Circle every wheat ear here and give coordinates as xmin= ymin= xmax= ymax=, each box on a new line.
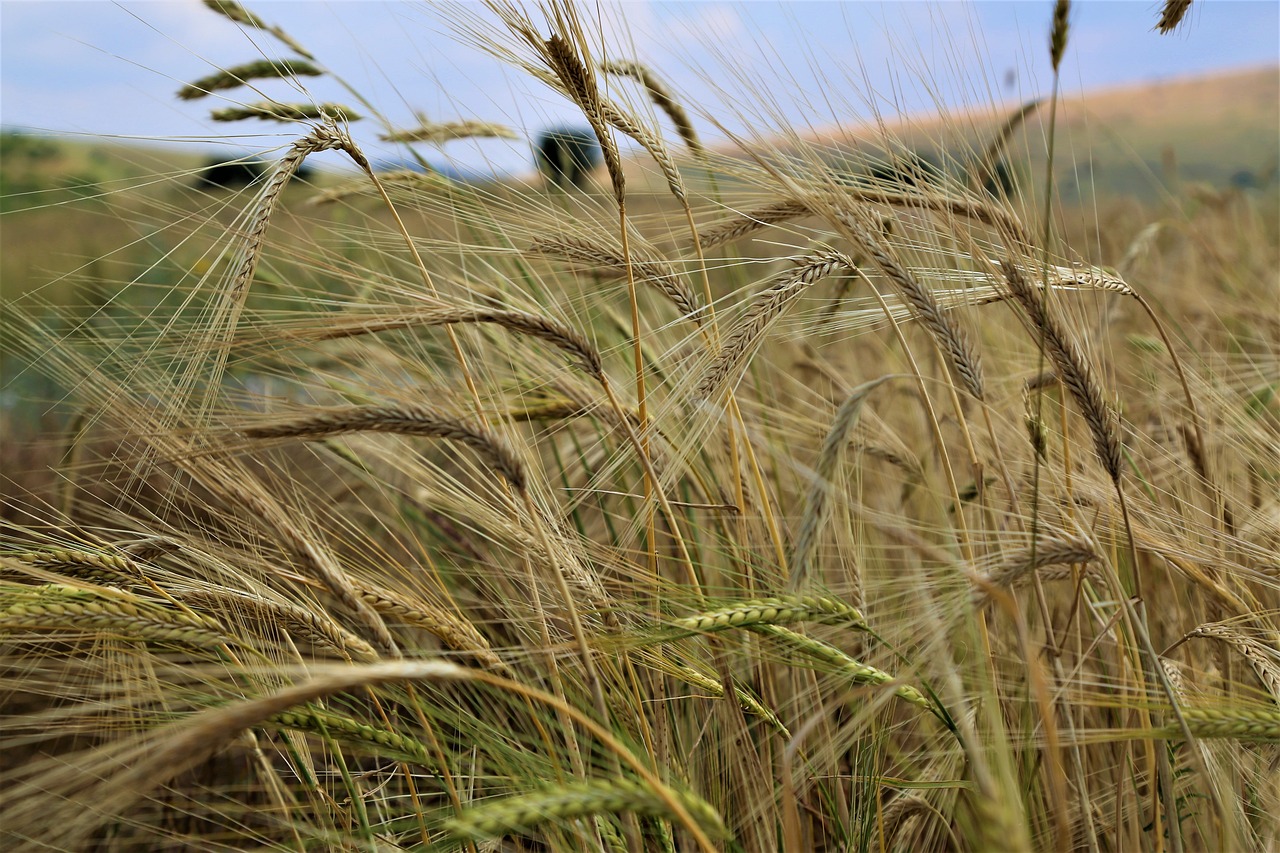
xmin=601 ymin=59 xmax=701 ymax=154
xmin=788 ymin=376 xmax=894 ymax=596
xmin=530 ymin=235 xmax=703 ymax=324
xmin=832 ymin=204 xmax=986 ymax=401
xmin=1156 ymin=0 xmax=1193 ymax=33
xmin=175 ymin=589 xmax=379 ymax=662
xmin=694 ymin=250 xmax=857 ymax=401
xmin=444 ymin=778 xmax=727 ymax=844
xmin=668 ymin=595 xmax=866 ymax=635
xmin=267 ymin=706 xmax=432 ymax=764
xmin=177 ymin=59 xmax=322 ymax=100
xmin=242 ymin=403 xmax=527 ymax=491
xmin=1184 ymin=623 xmax=1280 ymax=703
xmin=753 ymin=624 xmax=939 ymax=717
xmin=352 ymin=580 xmax=503 ymax=669
xmin=380 ymin=119 xmax=517 ymax=145
xmin=1002 ymin=260 xmax=1123 ymax=483
xmin=210 ymin=102 xmax=360 ymax=122
xmin=0 ymin=583 xmax=227 ymax=649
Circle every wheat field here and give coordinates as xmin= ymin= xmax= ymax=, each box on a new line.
xmin=1 ymin=1 xmax=1277 ymax=850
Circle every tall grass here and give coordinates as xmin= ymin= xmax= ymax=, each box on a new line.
xmin=2 ymin=2 xmax=1277 ymax=851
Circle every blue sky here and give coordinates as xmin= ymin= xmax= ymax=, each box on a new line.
xmin=2 ymin=1 xmax=1277 ymax=175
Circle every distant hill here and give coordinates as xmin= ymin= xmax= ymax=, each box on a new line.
xmin=624 ymin=65 xmax=1279 ymax=203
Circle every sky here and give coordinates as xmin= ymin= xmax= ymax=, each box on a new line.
xmin=2 ymin=1 xmax=1277 ymax=176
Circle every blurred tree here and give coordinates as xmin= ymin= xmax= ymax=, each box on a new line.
xmin=535 ymin=127 xmax=601 ymax=191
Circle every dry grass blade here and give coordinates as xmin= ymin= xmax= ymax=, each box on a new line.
xmin=241 ymin=403 xmax=528 ymax=491
xmin=0 ymin=661 xmax=473 ymax=848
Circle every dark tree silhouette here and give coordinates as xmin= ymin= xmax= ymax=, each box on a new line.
xmin=535 ymin=128 xmax=602 ymax=190
xmin=195 ymin=157 xmax=314 ymax=190
xmin=196 ymin=158 xmax=264 ymax=189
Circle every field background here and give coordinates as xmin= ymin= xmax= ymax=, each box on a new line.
xmin=1 ymin=6 xmax=1278 ymax=849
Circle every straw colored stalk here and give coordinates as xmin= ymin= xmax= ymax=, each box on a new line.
xmin=210 ymin=102 xmax=360 ymax=123
xmin=380 ymin=120 xmax=518 ymax=145
xmin=443 ymin=778 xmax=727 ymax=844
xmin=788 ymin=376 xmax=894 ymax=597
xmin=178 ymin=59 xmax=322 ymax=100
xmin=694 ymin=250 xmax=856 ymax=401
xmin=175 ymin=589 xmax=380 ymax=663
xmin=831 ymin=204 xmax=986 ymax=401
xmin=1002 ymin=260 xmax=1123 ymax=483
